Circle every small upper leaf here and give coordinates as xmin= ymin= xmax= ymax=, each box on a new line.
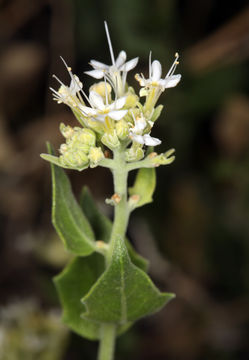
xmin=81 ymin=236 xmax=174 ymax=324
xmin=47 ymin=143 xmax=95 ymax=256
xmin=80 ymin=186 xmax=148 ymax=271
xmin=129 ymin=167 xmax=156 ymax=209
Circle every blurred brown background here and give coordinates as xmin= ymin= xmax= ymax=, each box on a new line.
xmin=1 ymin=0 xmax=249 ymax=359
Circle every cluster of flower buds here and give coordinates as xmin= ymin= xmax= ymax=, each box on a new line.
xmin=41 ymin=21 xmax=181 ymax=170
xmin=57 ymin=123 xmax=104 ymax=170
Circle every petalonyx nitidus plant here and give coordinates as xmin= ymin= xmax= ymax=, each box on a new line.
xmin=41 ymin=22 xmax=181 ymax=360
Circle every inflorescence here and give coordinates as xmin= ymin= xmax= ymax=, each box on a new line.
xmin=41 ymin=21 xmax=181 ymax=171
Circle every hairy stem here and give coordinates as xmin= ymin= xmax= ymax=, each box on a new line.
xmin=97 ymin=146 xmax=130 ymax=360
xmin=98 ymin=323 xmax=116 ymax=360
xmin=106 ymin=147 xmax=129 ymax=265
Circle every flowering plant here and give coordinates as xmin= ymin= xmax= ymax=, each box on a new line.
xmin=41 ymin=21 xmax=181 ymax=360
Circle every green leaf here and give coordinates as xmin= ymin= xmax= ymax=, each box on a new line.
xmin=54 ymin=254 xmax=132 ymax=340
xmin=125 ymin=240 xmax=149 ymax=273
xmin=41 ymin=153 xmax=63 ymax=167
xmin=81 ymin=236 xmax=174 ymax=324
xmin=80 ymin=187 xmax=112 ymax=244
xmin=80 ymin=186 xmax=148 ymax=271
xmin=47 ymin=143 xmax=95 ymax=256
xmin=129 ymin=167 xmax=156 ymax=209
xmin=41 ymin=153 xmax=89 ymax=171
xmin=54 ymin=254 xmax=104 ymax=340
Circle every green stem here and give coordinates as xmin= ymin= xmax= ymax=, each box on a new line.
xmin=106 ymin=147 xmax=130 ymax=265
xmin=98 ymin=323 xmax=116 ymax=360
xmin=97 ymin=147 xmax=130 ymax=360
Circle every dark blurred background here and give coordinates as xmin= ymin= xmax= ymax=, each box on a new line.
xmin=1 ymin=0 xmax=249 ymax=359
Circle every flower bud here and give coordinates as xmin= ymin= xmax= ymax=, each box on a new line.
xmin=77 ymin=128 xmax=96 ymax=147
xmin=125 ymin=90 xmax=138 ymax=108
xmin=101 ymin=131 xmax=120 ymax=150
xmin=59 ymin=143 xmax=68 ymax=154
xmin=60 ymin=123 xmax=75 ymax=139
xmin=60 ymin=149 xmax=89 ymax=169
xmin=90 ymin=82 xmax=112 ymax=99
xmin=149 ymin=148 xmax=175 ymax=167
xmin=150 ymin=105 xmax=163 ymax=122
xmin=116 ymin=119 xmax=129 ymax=140
xmin=125 ymin=145 xmax=144 ymax=162
xmin=88 ymin=147 xmax=104 ymax=167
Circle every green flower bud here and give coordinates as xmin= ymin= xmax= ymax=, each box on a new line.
xmin=150 ymin=105 xmax=163 ymax=122
xmin=90 ymin=82 xmax=112 ymax=100
xmin=125 ymin=92 xmax=138 ymax=108
xmin=116 ymin=119 xmax=129 ymax=140
xmin=59 ymin=143 xmax=68 ymax=154
xmin=125 ymin=145 xmax=144 ymax=162
xmin=60 ymin=123 xmax=75 ymax=138
xmin=76 ymin=143 xmax=90 ymax=154
xmin=148 ymin=148 xmax=175 ymax=167
xmin=60 ymin=149 xmax=89 ymax=169
xmin=101 ymin=131 xmax=120 ymax=150
xmin=78 ymin=128 xmax=96 ymax=147
xmin=88 ymin=147 xmax=104 ymax=168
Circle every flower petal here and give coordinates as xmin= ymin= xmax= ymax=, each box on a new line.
xmin=69 ymin=75 xmax=82 ymax=94
xmin=79 ymin=105 xmax=97 ymax=116
xmin=89 ymin=91 xmax=105 ymax=110
xmin=115 ymin=51 xmax=127 ymax=68
xmin=151 ymin=60 xmax=162 ymax=81
xmin=90 ymin=60 xmax=109 ymax=70
xmin=85 ymin=69 xmax=105 ymax=79
xmin=130 ymin=134 xmax=145 ymax=144
xmin=143 ymin=134 xmax=161 ymax=146
xmin=95 ymin=114 xmax=106 ymax=122
xmin=120 ymin=57 xmax=139 ymax=72
xmin=108 ymin=110 xmax=128 ymax=121
xmin=112 ymin=96 xmax=127 ymax=110
xmin=164 ymin=74 xmax=181 ymax=88
xmin=133 ymin=118 xmax=147 ymax=132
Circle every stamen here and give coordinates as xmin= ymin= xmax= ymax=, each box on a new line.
xmin=166 ymin=52 xmax=180 ymax=78
xmin=60 ymin=57 xmax=74 ymax=81
xmin=104 ymin=21 xmax=115 ymax=66
xmin=49 ymin=86 xmax=59 ymax=95
xmin=79 ymin=87 xmax=91 ymax=106
xmin=149 ymin=51 xmax=152 ymax=78
xmin=104 ymin=76 xmax=109 ymax=105
xmin=52 ymin=74 xmax=65 ymax=87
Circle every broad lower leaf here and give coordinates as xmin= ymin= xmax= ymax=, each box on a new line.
xmin=80 ymin=186 xmax=148 ymax=271
xmin=81 ymin=236 xmax=174 ymax=324
xmin=54 ymin=254 xmax=132 ymax=340
xmin=129 ymin=167 xmax=156 ymax=209
xmin=54 ymin=254 xmax=104 ymax=340
xmin=47 ymin=143 xmax=95 ymax=256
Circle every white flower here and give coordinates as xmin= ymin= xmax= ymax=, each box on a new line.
xmin=129 ymin=113 xmax=161 ymax=146
xmin=136 ymin=52 xmax=181 ymax=90
xmin=85 ymin=22 xmax=138 ymax=96
xmin=79 ymin=91 xmax=127 ymax=122
xmin=85 ymin=51 xmax=138 ymax=80
xmin=50 ymin=57 xmax=83 ymax=107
